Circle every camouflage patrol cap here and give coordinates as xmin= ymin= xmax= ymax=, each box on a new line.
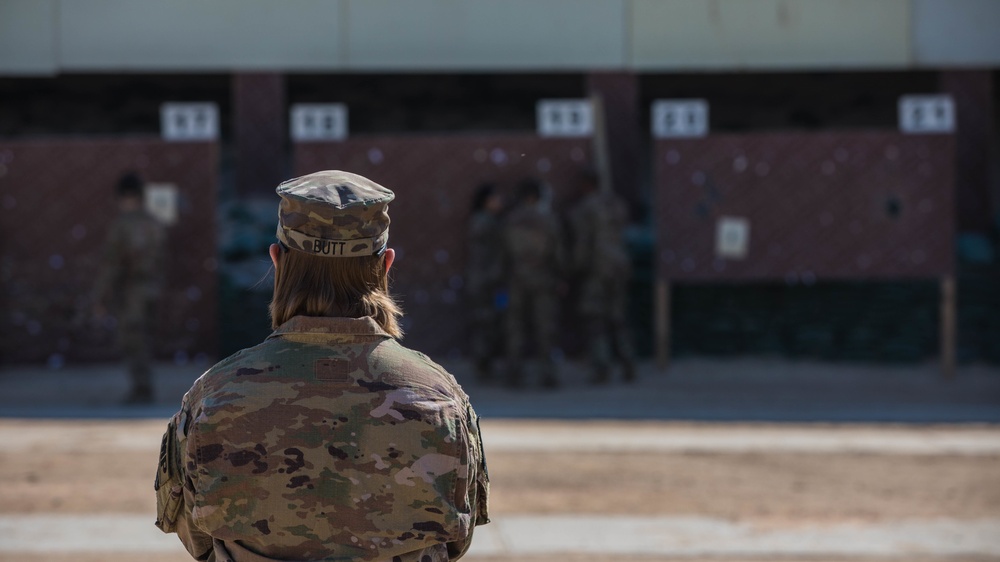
xmin=276 ymin=170 xmax=394 ymax=258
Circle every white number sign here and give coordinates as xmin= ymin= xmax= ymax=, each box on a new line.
xmin=899 ymin=95 xmax=955 ymax=134
xmin=160 ymin=103 xmax=218 ymax=141
xmin=291 ymin=104 xmax=348 ymax=141
xmin=652 ymin=99 xmax=709 ymax=139
xmin=537 ymin=99 xmax=593 ymax=137
xmin=716 ymin=216 xmax=750 ymax=260
xmin=145 ymin=183 xmax=178 ymax=225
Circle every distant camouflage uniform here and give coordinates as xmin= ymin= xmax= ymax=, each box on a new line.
xmin=466 ymin=209 xmax=503 ymax=379
xmin=93 ymin=206 xmax=166 ymax=401
xmin=156 ymin=171 xmax=490 ymax=562
xmin=569 ymin=189 xmax=635 ymax=383
xmin=502 ymin=200 xmax=564 ymax=388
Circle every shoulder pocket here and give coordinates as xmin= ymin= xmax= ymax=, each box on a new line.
xmin=154 ymin=418 xmax=184 ymax=533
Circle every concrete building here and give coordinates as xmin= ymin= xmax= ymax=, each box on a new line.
xmin=1 ymin=0 xmax=998 ymax=364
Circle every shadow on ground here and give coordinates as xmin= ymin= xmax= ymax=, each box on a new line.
xmin=0 ymin=358 xmax=998 ymax=422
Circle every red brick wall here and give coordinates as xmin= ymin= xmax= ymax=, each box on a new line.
xmin=655 ymin=132 xmax=955 ymax=282
xmin=0 ymin=139 xmax=218 ymax=364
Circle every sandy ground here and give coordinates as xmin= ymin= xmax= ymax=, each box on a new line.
xmin=4 ymin=440 xmax=999 ymax=521
xmin=3 ymin=419 xmax=999 ymax=521
xmin=4 ymin=558 xmax=998 ymax=562
xmin=7 ymin=557 xmax=999 ymax=562
xmin=2 ymin=358 xmax=999 ymax=561
xmin=2 ymin=419 xmax=999 ymax=561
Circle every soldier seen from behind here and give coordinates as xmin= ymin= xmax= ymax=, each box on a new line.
xmin=92 ymin=171 xmax=166 ymax=404
xmin=502 ymin=178 xmax=565 ymax=389
xmin=155 ymin=170 xmax=490 ymax=562
xmin=568 ymin=169 xmax=636 ymax=384
xmin=466 ymin=182 xmax=505 ymax=383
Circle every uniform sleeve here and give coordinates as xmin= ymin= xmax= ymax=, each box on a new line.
xmin=155 ymin=403 xmax=214 ymax=561
xmin=91 ymin=220 xmax=123 ymax=306
xmin=469 ymin=405 xmax=490 ymax=526
xmin=550 ymin=215 xmax=571 ymax=277
xmin=140 ymin=218 xmax=168 ymax=296
xmin=569 ymin=204 xmax=594 ymax=274
xmin=447 ymin=403 xmax=490 ymax=560
xmin=498 ymin=219 xmax=515 ymax=279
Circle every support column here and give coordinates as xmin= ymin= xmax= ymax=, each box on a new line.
xmin=233 ymin=73 xmax=287 ymax=197
xmin=587 ymin=72 xmax=641 ymax=217
xmin=940 ymin=71 xmax=995 ymax=234
xmin=940 ymin=275 xmax=957 ymax=379
xmin=655 ymin=279 xmax=671 ymax=371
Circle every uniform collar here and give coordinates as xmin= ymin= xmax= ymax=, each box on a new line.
xmin=267 ymin=316 xmax=392 ymax=340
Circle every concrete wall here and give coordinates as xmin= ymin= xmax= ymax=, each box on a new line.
xmin=0 ymin=0 xmax=58 ymax=74
xmin=1 ymin=0 xmax=998 ymax=75
xmin=913 ymin=0 xmax=1000 ymax=66
xmin=631 ymin=0 xmax=912 ymax=70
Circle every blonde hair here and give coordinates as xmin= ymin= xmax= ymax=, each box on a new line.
xmin=269 ymin=247 xmax=403 ymax=338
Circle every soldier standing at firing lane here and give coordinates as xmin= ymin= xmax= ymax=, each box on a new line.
xmin=568 ymin=169 xmax=636 ymax=384
xmin=501 ymin=178 xmax=565 ymax=389
xmin=155 ymin=170 xmax=490 ymax=562
xmin=466 ymin=182 xmax=505 ymax=383
xmin=92 ymin=171 xmax=166 ymax=404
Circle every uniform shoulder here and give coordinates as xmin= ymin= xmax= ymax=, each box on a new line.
xmin=377 ymin=340 xmax=467 ymax=398
xmin=186 ymin=340 xmax=272 ymax=392
xmin=379 ymin=340 xmax=450 ymax=375
xmin=469 ymin=212 xmax=499 ymax=234
xmin=503 ymin=205 xmax=528 ymax=223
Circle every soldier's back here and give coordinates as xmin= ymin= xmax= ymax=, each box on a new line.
xmin=108 ymin=209 xmax=166 ymax=286
xmin=503 ymin=205 xmax=560 ymax=285
xmin=181 ymin=316 xmax=479 ymax=562
xmin=467 ymin=210 xmax=503 ymax=290
xmin=571 ymin=191 xmax=629 ymax=277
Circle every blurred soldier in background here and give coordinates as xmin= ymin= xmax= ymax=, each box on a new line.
xmin=92 ymin=172 xmax=166 ymax=404
xmin=155 ymin=170 xmax=489 ymax=562
xmin=569 ymin=169 xmax=636 ymax=384
xmin=466 ymin=182 xmax=505 ymax=382
xmin=502 ymin=178 xmax=564 ymax=389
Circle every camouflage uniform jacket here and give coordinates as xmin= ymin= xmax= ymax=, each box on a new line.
xmin=466 ymin=211 xmax=503 ymax=294
xmin=568 ymin=191 xmax=630 ymax=279
xmin=501 ymin=204 xmax=565 ymax=290
xmin=93 ymin=208 xmax=166 ymax=308
xmin=156 ymin=316 xmax=490 ymax=562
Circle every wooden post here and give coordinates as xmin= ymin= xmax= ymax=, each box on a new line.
xmin=940 ymin=275 xmax=957 ymax=378
xmin=589 ymin=94 xmax=613 ymax=194
xmin=656 ymin=279 xmax=671 ymax=371
xmin=586 ymin=72 xmax=641 ymax=212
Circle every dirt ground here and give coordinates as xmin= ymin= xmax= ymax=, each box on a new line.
xmin=5 ymin=447 xmax=1000 ymax=521
xmin=5 ymin=557 xmax=999 ymax=562
xmin=7 ymin=557 xmax=999 ymax=562
xmin=1 ymin=419 xmax=998 ymax=562
xmin=2 ymin=420 xmax=998 ymax=520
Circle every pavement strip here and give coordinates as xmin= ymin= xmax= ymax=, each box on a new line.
xmin=0 ymin=514 xmax=998 ymax=557
xmin=2 ymin=420 xmax=999 ymax=557
xmin=480 ymin=422 xmax=1000 ymax=455
xmin=3 ymin=420 xmax=1000 ymax=455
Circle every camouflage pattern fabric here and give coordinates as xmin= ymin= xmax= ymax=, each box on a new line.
xmin=93 ymin=208 xmax=166 ymax=396
xmin=504 ymin=286 xmax=558 ymax=385
xmin=502 ymin=203 xmax=563 ymax=291
xmin=156 ymin=316 xmax=490 ymax=562
xmin=466 ymin=211 xmax=504 ymax=376
xmin=501 ymin=203 xmax=564 ymax=386
xmin=276 ymin=171 xmax=393 ymax=258
xmin=569 ymin=191 xmax=635 ymax=381
xmin=568 ymin=191 xmax=630 ymax=293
